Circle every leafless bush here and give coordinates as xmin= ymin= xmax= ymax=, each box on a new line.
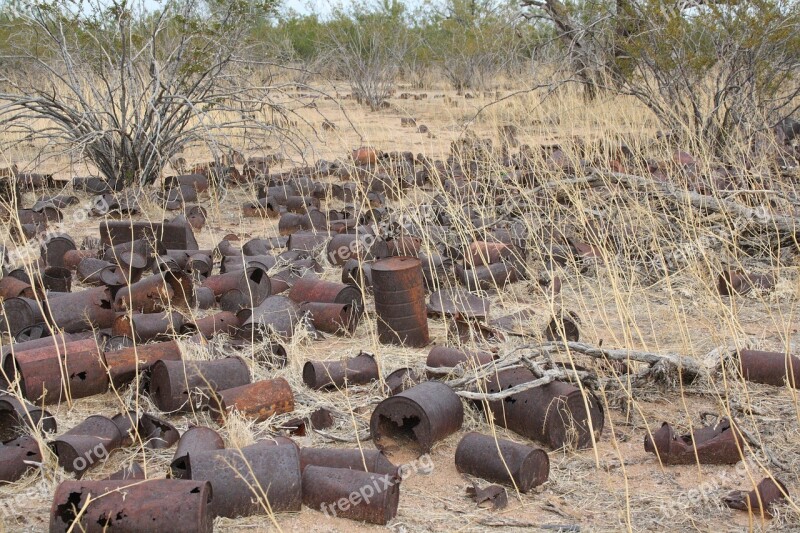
xmin=0 ymin=0 xmax=294 ymax=187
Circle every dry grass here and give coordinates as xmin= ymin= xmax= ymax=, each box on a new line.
xmin=0 ymin=78 xmax=799 ymax=532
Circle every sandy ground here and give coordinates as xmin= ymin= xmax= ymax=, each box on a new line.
xmin=0 ymin=81 xmax=799 ymax=532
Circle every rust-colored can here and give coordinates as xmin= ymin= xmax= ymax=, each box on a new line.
xmin=299 ymin=447 xmax=397 ymax=475
xmin=0 ymin=276 xmax=35 ymax=299
xmin=62 ymin=249 xmax=98 ymax=270
xmin=185 ymin=440 xmax=301 ymax=518
xmin=183 ymin=311 xmax=241 ymax=338
xmin=326 ymin=233 xmax=389 ymax=266
xmin=50 ymin=414 xmax=123 ymax=477
xmin=149 ymin=357 xmax=251 ymax=413
xmin=200 ymin=267 xmax=271 ymax=306
xmin=170 ymin=426 xmax=225 ymax=479
xmin=372 ymin=256 xmax=429 ymax=348
xmin=6 ymin=338 xmax=108 ymax=404
xmin=48 ymin=286 xmax=118 ymax=333
xmin=387 ymin=236 xmax=423 ymax=257
xmin=737 ymin=349 xmax=800 ymax=388
xmin=0 ymin=436 xmax=42 ymax=483
xmin=111 ymin=311 xmax=186 ymax=342
xmin=103 ymin=339 xmax=182 ymax=386
xmin=210 ymin=378 xmax=294 ymax=424
xmin=114 ymin=271 xmax=195 ymax=313
xmin=42 ymin=267 xmax=72 ymax=292
xmin=342 ymin=258 xmax=373 ymax=290
xmin=303 ymin=352 xmax=378 ymax=390
xmin=370 ymin=381 xmax=463 ymax=454
xmin=40 ymin=234 xmax=77 ymax=268
xmin=237 ymin=295 xmax=301 ymax=341
xmin=482 ymin=368 xmax=604 ymax=450
xmin=718 ymin=270 xmax=775 ymax=296
xmin=455 ymin=261 xmax=522 ymax=291
xmin=288 ymin=276 xmax=363 ymax=313
xmin=455 ymin=432 xmax=549 ymax=492
xmin=426 ymin=346 xmax=495 ymax=375
xmin=302 ymin=466 xmax=400 ymax=525
xmin=0 ymin=393 xmax=57 ymax=440
xmin=49 ymin=478 xmax=214 ymax=532
xmin=287 ymin=231 xmax=329 ymax=253
xmin=0 ymin=297 xmax=45 ymax=337
xmin=299 ymin=301 xmax=361 ymax=335
xmin=76 ymin=258 xmax=112 ymax=285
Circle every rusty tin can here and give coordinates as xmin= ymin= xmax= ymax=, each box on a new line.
xmin=483 ymin=368 xmax=604 ymax=450
xmin=103 ymin=339 xmax=182 ymax=386
xmin=299 ymin=447 xmax=397 ymax=476
xmin=370 ymin=381 xmax=463 ymax=454
xmin=170 ymin=426 xmax=226 ymax=479
xmin=302 ymin=466 xmax=400 ymax=525
xmin=455 ymin=432 xmax=549 ymax=492
xmin=50 ymin=478 xmax=213 ymax=532
xmin=111 ymin=311 xmax=186 ymax=342
xmin=150 ymin=357 xmax=251 ymax=413
xmin=302 ymin=352 xmax=379 ymax=390
xmin=372 ymin=256 xmax=429 ymax=348
xmin=211 ymin=378 xmax=294 ymax=424
xmin=737 ymin=349 xmax=800 ymax=388
xmin=299 ymin=301 xmax=361 ymax=335
xmin=50 ymin=415 xmax=123 ymax=477
xmin=0 ymin=436 xmax=42 ymax=483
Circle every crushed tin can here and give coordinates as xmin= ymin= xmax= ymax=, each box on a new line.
xmin=371 ymin=381 xmax=463 ymax=454
xmin=50 ymin=478 xmax=214 ymax=532
xmin=718 ymin=270 xmax=775 ymax=296
xmin=372 ymin=256 xmax=429 ymax=348
xmin=723 ymin=477 xmax=788 ymax=518
xmin=302 ymin=352 xmax=379 ymax=390
xmin=644 ymin=417 xmax=744 ymax=464
xmin=455 ymin=432 xmax=549 ymax=492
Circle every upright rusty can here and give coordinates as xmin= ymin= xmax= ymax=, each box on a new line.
xmin=49 ymin=478 xmax=213 ymax=533
xmin=371 ymin=256 xmax=429 ymax=348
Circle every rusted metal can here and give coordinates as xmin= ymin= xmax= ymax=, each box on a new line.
xmin=100 ymin=218 xmax=198 ymax=250
xmin=193 ymin=286 xmax=216 ymax=310
xmin=186 ymin=252 xmax=213 ymax=280
xmin=723 ymin=477 xmax=788 ymax=518
xmin=49 ymin=478 xmax=214 ymax=532
xmin=287 ymin=231 xmax=329 ymax=253
xmin=103 ymin=339 xmax=182 ymax=386
xmin=372 ymin=256 xmax=429 ymax=348
xmin=114 ymin=271 xmax=195 ymax=313
xmin=45 ymin=286 xmax=118 ymax=333
xmin=644 ymin=418 xmax=744 ymax=464
xmin=50 ymin=414 xmax=123 ymax=477
xmin=62 ymin=249 xmax=98 ymax=270
xmin=371 ymin=381 xmax=463 ymax=454
xmin=465 ymin=241 xmax=514 ymax=267
xmin=302 ymin=466 xmax=400 ymax=525
xmin=455 ymin=261 xmax=522 ymax=291
xmin=76 ymin=258 xmax=113 ymax=285
xmin=0 ymin=393 xmax=57 ymax=440
xmin=718 ymin=270 xmax=775 ymax=296
xmin=383 ymin=367 xmax=423 ymax=396
xmin=170 ymin=426 xmax=226 ymax=479
xmin=200 ymin=266 xmax=271 ymax=307
xmin=288 ymin=277 xmax=364 ymax=310
xmin=0 ymin=436 xmax=42 ymax=483
xmin=6 ymin=338 xmax=108 ymax=404
xmin=286 ymin=195 xmax=320 ymax=214
xmin=0 ymin=276 xmax=35 ymax=299
xmin=300 ymin=447 xmax=397 ymax=476
xmin=455 ymin=432 xmax=549 ymax=492
xmin=303 ymin=352 xmax=378 ymax=390
xmin=0 ymin=297 xmax=45 ymax=336
xmin=220 ymin=254 xmax=277 ymax=274
xmin=183 ymin=311 xmax=241 ymax=338
xmin=426 ymin=346 xmax=495 ymax=375
xmin=111 ymin=311 xmax=186 ymax=342
xmin=41 ymin=267 xmax=72 ymax=292
xmin=150 ymin=357 xmax=251 ymax=413
xmin=737 ymin=349 xmax=800 ymax=388
xmin=186 ymin=440 xmax=301 ymax=517
xmin=326 ymin=233 xmax=389 ymax=266
xmin=387 ymin=236 xmax=423 ymax=257
xmin=299 ymin=301 xmax=361 ymax=335
xmin=237 ymin=295 xmax=301 ymax=341
xmin=40 ymin=234 xmax=77 ymax=268
xmin=483 ymin=368 xmax=604 ymax=450
xmin=210 ymin=378 xmax=294 ymax=424
xmin=342 ymin=258 xmax=373 ymax=290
